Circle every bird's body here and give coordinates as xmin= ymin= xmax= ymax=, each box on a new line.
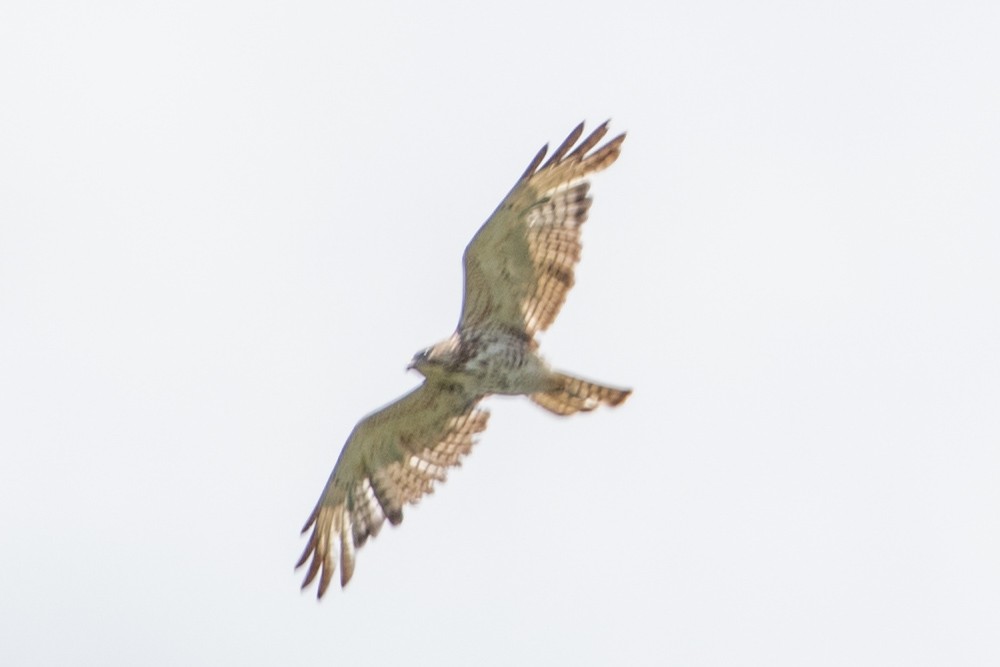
xmin=413 ymin=329 xmax=550 ymax=396
xmin=298 ymin=122 xmax=632 ymax=597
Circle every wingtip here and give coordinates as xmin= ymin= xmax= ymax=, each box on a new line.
xmin=594 ymin=119 xmax=627 ymax=151
xmin=541 ymin=122 xmax=587 ymax=170
xmin=340 ymin=561 xmax=355 ymax=589
xmin=295 ymin=528 xmax=318 ymax=569
xmin=520 ymin=143 xmax=549 ymax=181
xmin=300 ymin=504 xmax=319 ymax=534
xmin=318 ymin=561 xmax=333 ymax=598
xmin=604 ymin=116 xmax=626 ymax=143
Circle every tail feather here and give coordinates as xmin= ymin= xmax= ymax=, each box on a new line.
xmin=531 ymin=372 xmax=631 ymax=416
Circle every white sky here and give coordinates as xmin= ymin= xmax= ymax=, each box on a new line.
xmin=2 ymin=1 xmax=998 ymax=665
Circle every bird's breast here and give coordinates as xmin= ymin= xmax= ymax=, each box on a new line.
xmin=457 ymin=331 xmax=549 ymax=395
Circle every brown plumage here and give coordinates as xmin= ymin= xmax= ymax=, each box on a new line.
xmin=298 ymin=122 xmax=631 ymax=598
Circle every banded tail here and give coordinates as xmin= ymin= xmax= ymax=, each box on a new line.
xmin=531 ymin=372 xmax=632 ymax=416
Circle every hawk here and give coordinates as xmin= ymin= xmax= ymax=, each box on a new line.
xmin=297 ymin=122 xmax=631 ymax=597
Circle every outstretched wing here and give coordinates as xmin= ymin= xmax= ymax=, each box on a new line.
xmin=297 ymin=384 xmax=489 ymax=597
xmin=459 ymin=122 xmax=625 ymax=337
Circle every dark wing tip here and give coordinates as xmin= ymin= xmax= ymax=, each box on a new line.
xmin=519 ymin=143 xmax=548 ymax=181
xmin=318 ymin=557 xmax=334 ymax=598
xmin=299 ymin=550 xmax=322 ymax=588
xmin=530 ymin=121 xmax=626 ymax=178
xmin=541 ymin=121 xmax=586 ymax=170
xmin=517 ymin=120 xmax=627 ymax=184
xmin=300 ymin=510 xmax=317 ymax=535
xmin=295 ymin=531 xmax=317 ymax=569
xmin=567 ymin=122 xmax=611 ymax=162
xmin=340 ymin=555 xmax=355 ymax=589
xmin=582 ymin=130 xmax=626 ymax=174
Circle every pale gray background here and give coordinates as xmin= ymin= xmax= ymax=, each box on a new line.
xmin=2 ymin=1 xmax=998 ymax=665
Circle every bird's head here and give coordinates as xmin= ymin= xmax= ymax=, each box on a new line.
xmin=407 ymin=337 xmax=458 ymax=379
xmin=407 ymin=347 xmax=433 ymax=374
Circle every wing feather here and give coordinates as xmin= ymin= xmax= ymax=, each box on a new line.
xmin=297 ymin=384 xmax=488 ymax=597
xmin=540 ymin=121 xmax=584 ymax=169
xmin=460 ymin=122 xmax=625 ymax=336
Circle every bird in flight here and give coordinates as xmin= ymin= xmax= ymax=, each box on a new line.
xmin=297 ymin=122 xmax=631 ymax=597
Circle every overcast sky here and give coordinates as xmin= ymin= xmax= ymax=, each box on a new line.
xmin=2 ymin=2 xmax=998 ymax=665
